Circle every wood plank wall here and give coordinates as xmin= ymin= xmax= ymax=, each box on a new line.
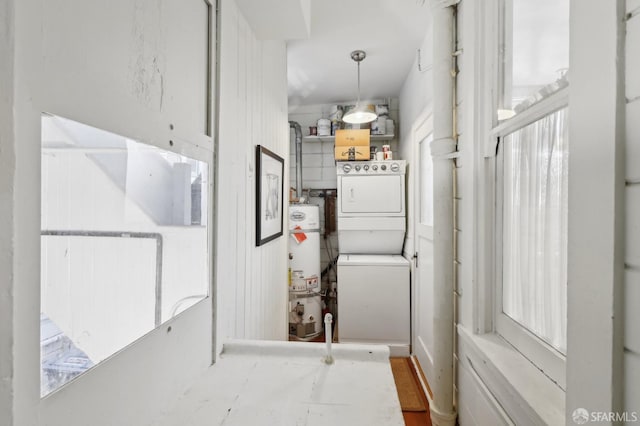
xmin=216 ymin=0 xmax=289 ymax=352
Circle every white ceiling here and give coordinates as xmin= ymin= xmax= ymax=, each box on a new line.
xmin=287 ymin=0 xmax=432 ymax=108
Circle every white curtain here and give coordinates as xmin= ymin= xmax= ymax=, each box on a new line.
xmin=502 ymin=107 xmax=568 ymax=354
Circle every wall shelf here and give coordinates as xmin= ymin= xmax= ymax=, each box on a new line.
xmin=302 ymin=134 xmax=395 ymax=143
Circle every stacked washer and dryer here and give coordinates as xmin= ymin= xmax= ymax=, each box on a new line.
xmin=336 ymin=160 xmax=410 ymax=355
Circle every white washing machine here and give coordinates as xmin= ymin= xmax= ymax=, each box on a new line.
xmin=337 ymin=160 xmax=406 ymax=254
xmin=337 ymin=254 xmax=410 ymax=355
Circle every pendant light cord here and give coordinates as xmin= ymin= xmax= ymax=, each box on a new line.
xmin=356 ymin=60 xmax=361 ymax=105
xmin=343 ymin=50 xmax=377 ymax=124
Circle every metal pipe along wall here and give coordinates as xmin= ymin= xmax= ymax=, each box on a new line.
xmin=429 ymin=1 xmax=458 ymax=425
xmin=289 ymin=121 xmax=303 ymax=199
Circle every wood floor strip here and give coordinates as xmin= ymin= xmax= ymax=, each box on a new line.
xmin=390 ymin=357 xmax=427 ymax=412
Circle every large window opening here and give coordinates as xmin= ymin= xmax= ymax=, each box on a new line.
xmin=40 ymin=114 xmax=210 ymax=396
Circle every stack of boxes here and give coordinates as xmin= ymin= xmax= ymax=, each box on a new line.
xmin=334 ymin=129 xmax=370 ymax=161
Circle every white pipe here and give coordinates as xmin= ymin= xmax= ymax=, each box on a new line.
xmin=429 ymin=1 xmax=457 ymax=426
xmin=324 ymin=313 xmax=334 ymax=364
xmin=289 ymin=121 xmax=303 ymax=199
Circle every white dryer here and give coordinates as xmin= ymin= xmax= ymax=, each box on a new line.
xmin=337 ymin=254 xmax=410 ymax=355
xmin=337 ymin=160 xmax=406 ymax=254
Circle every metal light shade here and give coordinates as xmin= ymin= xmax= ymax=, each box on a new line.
xmin=342 ymin=50 xmax=377 ymax=125
xmin=343 ymin=104 xmax=377 ymax=124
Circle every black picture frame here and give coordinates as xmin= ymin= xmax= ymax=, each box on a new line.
xmin=256 ymin=145 xmax=284 ymax=246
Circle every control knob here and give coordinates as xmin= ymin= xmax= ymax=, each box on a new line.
xmin=390 ymin=163 xmax=400 ymax=173
xmin=372 ymin=165 xmax=378 ymax=171
xmin=342 ymin=164 xmax=352 ymax=173
xmin=355 ymin=165 xmax=361 ymax=171
xmin=363 ymin=165 xmax=369 ymax=171
xmin=381 ymin=164 xmax=387 ymax=171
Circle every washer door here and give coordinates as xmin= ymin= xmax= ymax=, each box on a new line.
xmin=339 ymin=175 xmax=403 ymax=214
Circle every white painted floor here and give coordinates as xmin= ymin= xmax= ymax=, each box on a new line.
xmin=153 ymin=339 xmax=404 ymax=426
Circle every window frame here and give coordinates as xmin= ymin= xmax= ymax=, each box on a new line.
xmin=479 ymin=0 xmax=570 ymax=390
xmin=490 ymin=89 xmax=569 ymax=390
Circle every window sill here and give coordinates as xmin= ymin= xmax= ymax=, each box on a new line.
xmin=457 ymin=325 xmax=565 ymax=425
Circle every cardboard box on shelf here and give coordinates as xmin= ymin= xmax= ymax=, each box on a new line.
xmin=334 ymin=129 xmax=370 ymax=161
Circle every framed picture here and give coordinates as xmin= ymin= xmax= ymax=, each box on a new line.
xmin=256 ymin=145 xmax=284 ymax=246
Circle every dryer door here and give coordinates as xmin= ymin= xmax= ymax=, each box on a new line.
xmin=339 ymin=175 xmax=404 ymax=215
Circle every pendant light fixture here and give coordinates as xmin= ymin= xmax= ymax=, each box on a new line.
xmin=342 ymin=50 xmax=377 ymax=125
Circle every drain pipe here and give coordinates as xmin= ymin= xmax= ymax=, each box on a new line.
xmin=324 ymin=313 xmax=334 ymax=364
xmin=429 ymin=1 xmax=458 ymax=426
xmin=289 ymin=121 xmax=303 ymax=200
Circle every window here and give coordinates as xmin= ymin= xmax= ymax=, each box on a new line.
xmin=500 ymin=108 xmax=568 ymax=354
xmin=40 ymin=114 xmax=211 ymax=396
xmin=497 ymin=0 xmax=569 ymax=119
xmin=494 ymin=101 xmax=569 ymax=387
xmin=490 ymin=0 xmax=570 ymax=388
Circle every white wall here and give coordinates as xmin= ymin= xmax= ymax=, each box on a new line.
xmin=398 ymin=28 xmax=433 ymax=259
xmin=0 ymin=0 xmax=289 ymax=426
xmin=624 ymin=0 xmax=640 ymax=415
xmin=0 ymin=0 xmax=288 ymax=424
xmin=0 ymin=0 xmax=16 ymax=420
xmin=8 ymin=0 xmax=215 ymax=423
xmin=215 ymin=0 xmax=289 ymax=352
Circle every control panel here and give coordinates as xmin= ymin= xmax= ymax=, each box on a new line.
xmin=336 ymin=160 xmax=406 ymax=175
